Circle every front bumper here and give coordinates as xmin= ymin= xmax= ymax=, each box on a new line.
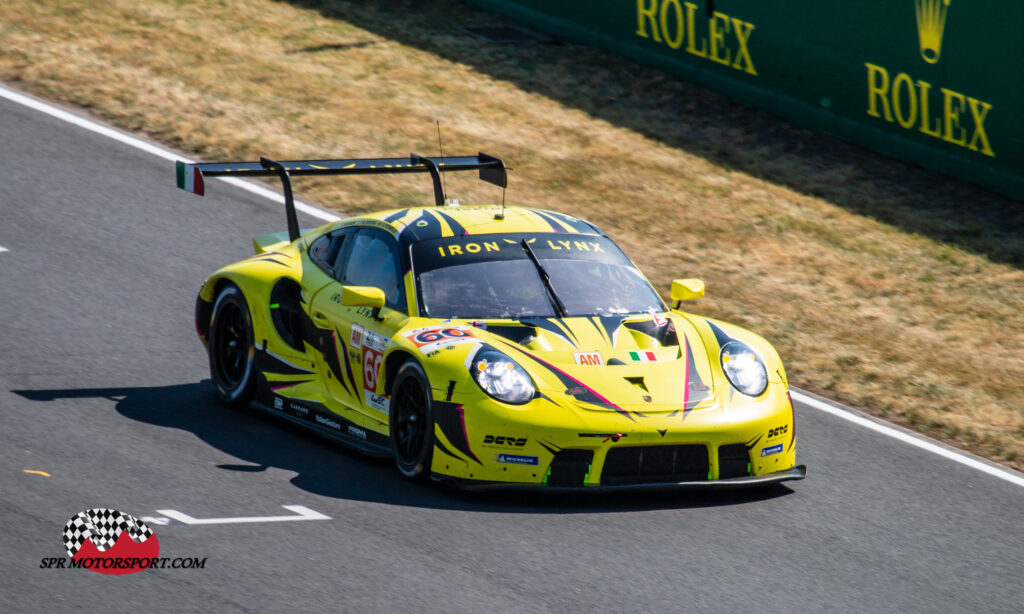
xmin=432 ymin=380 xmax=800 ymax=487
xmin=434 ymin=465 xmax=806 ymax=492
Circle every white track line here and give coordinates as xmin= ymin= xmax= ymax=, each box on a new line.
xmin=155 ymin=505 xmax=330 ymax=525
xmin=3 ymin=83 xmax=1022 ymax=490
xmin=0 ymin=246 xmax=9 ymax=253
xmin=791 ymin=390 xmax=1024 ymax=488
xmin=0 ymin=86 xmax=340 ymax=223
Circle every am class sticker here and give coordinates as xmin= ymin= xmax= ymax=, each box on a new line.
xmin=573 ymin=351 xmax=604 ymax=366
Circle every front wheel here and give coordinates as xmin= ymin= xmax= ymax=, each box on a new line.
xmin=389 ymin=360 xmax=435 ymax=480
xmin=207 ymin=284 xmax=256 ymax=409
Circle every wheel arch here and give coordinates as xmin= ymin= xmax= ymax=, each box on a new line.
xmin=196 ymin=271 xmax=281 ymax=348
xmin=384 ymin=349 xmax=417 ymax=397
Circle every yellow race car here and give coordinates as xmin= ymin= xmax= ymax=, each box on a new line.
xmin=178 ymin=152 xmax=805 ymax=490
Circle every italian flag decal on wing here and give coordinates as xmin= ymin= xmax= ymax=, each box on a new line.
xmin=175 ymin=161 xmax=205 ymax=195
xmin=628 ymin=351 xmax=657 ymax=362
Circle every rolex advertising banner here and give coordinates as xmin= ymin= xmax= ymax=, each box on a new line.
xmin=468 ymin=0 xmax=1023 ymax=199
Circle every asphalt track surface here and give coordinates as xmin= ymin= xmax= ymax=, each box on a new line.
xmin=2 ymin=91 xmax=1022 ymax=613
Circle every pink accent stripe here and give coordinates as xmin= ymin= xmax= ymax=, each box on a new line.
xmin=270 ymin=380 xmax=308 ymax=391
xmin=682 ymin=339 xmax=691 ymax=410
xmin=787 ymin=392 xmax=797 ymax=451
xmin=512 ymin=345 xmax=635 ymax=422
xmin=455 ymin=404 xmax=478 ymax=460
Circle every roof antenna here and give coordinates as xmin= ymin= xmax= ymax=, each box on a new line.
xmin=496 ymin=181 xmax=506 ymax=220
xmin=436 ymin=120 xmax=450 ymax=205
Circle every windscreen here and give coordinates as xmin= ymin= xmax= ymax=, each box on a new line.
xmin=412 ymin=233 xmax=664 ymax=319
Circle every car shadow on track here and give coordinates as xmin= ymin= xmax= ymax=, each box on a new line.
xmin=13 ymin=381 xmax=796 ymax=513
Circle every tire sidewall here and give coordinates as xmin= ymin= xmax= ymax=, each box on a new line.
xmin=208 ymin=284 xmax=256 ymax=408
xmin=389 ymin=360 xmax=435 ymax=480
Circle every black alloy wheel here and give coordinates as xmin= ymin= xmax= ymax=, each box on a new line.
xmin=389 ymin=360 xmax=435 ymax=480
xmin=208 ymin=284 xmax=257 ymax=408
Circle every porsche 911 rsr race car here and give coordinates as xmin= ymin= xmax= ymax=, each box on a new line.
xmin=177 ymin=152 xmax=805 ymax=490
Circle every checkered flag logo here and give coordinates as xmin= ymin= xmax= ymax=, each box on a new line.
xmin=63 ymin=508 xmax=154 ymax=558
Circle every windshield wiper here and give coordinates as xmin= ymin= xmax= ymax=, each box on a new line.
xmin=521 ymin=239 xmax=568 ymax=318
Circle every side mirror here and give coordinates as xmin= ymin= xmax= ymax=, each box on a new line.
xmin=671 ymin=278 xmax=705 ymax=302
xmin=341 ymin=286 xmax=386 ymax=308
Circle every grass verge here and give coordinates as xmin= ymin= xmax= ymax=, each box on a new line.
xmin=2 ymin=0 xmax=1021 ymax=469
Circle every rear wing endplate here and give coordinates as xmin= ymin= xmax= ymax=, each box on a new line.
xmin=176 ymin=153 xmax=507 ymax=242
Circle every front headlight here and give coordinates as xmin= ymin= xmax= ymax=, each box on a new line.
xmin=720 ymin=341 xmax=768 ymax=397
xmin=471 ymin=349 xmax=535 ymax=404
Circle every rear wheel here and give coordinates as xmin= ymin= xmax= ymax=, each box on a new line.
xmin=208 ymin=284 xmax=256 ymax=408
xmin=389 ymin=360 xmax=435 ymax=480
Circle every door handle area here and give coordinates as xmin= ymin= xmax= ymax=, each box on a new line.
xmin=311 ymin=311 xmax=331 ymax=326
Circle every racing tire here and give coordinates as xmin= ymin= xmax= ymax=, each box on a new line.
xmin=208 ymin=284 xmax=257 ymax=409
xmin=389 ymin=359 xmax=435 ymax=480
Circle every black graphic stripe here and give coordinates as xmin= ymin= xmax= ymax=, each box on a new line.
xmin=587 ymin=316 xmax=610 ymax=345
xmin=252 ymin=257 xmax=288 ymax=266
xmin=337 ymin=331 xmax=359 ymax=397
xmin=433 ymin=401 xmax=482 ymax=464
xmin=497 ymin=340 xmax=636 ymax=422
xmin=594 ymin=315 xmax=626 ymax=347
xmin=520 ymin=317 xmax=576 ymax=348
xmin=543 ymin=209 xmax=602 ymax=234
xmin=530 ymin=209 xmax=573 ymax=233
xmin=257 ymin=350 xmax=315 ymax=376
xmin=538 ymin=440 xmax=562 ymax=455
xmin=683 ymin=336 xmax=711 ymax=411
xmin=434 ymin=209 xmax=468 ymax=236
xmin=433 ymin=437 xmax=464 ymax=462
xmin=706 ymin=320 xmax=736 ymax=349
xmin=384 ymin=208 xmax=409 ymax=223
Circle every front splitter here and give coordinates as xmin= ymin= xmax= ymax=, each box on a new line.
xmin=433 ymin=465 xmax=807 ymax=492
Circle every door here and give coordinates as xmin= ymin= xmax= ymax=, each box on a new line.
xmin=308 ymin=227 xmax=409 ymax=425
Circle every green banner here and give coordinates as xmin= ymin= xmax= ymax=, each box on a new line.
xmin=468 ymin=0 xmax=1023 ymax=199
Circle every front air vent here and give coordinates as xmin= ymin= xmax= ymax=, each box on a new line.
xmin=624 ymin=376 xmax=648 ymax=393
xmin=718 ymin=444 xmax=752 ymax=479
xmin=546 ymin=449 xmax=594 ymax=487
xmin=485 ymin=325 xmax=536 ymax=346
xmin=601 ymin=445 xmax=709 ymax=485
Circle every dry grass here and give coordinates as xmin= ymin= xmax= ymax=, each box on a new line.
xmin=2 ymin=0 xmax=1022 ymax=469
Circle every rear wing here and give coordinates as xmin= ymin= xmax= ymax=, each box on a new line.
xmin=176 ymin=153 xmax=508 ymax=242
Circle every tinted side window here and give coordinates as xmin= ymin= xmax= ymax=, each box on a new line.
xmin=309 ymin=231 xmax=346 ymax=274
xmin=341 ymin=231 xmax=404 ymax=311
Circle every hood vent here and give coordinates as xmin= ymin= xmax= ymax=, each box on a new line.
xmin=485 ymin=325 xmax=536 ymax=346
xmin=623 ymin=319 xmax=679 ymax=346
xmin=624 ymin=376 xmax=649 ymax=393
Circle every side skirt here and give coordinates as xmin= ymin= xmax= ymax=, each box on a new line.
xmin=249 ymin=396 xmax=392 ymax=459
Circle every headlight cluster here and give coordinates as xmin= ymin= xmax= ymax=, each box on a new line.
xmin=471 ymin=350 xmax=535 ymax=404
xmin=720 ymin=341 xmax=768 ymax=397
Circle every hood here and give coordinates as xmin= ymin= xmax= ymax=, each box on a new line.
xmin=467 ymin=313 xmax=717 ymax=416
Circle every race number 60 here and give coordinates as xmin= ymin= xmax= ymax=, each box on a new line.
xmin=362 ymin=347 xmax=383 ymax=392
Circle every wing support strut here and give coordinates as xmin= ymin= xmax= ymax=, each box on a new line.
xmin=258 ymin=157 xmax=301 ymax=242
